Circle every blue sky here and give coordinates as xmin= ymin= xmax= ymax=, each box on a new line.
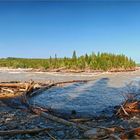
xmin=0 ymin=1 xmax=140 ymax=62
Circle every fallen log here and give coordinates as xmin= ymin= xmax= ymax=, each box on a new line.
xmin=0 ymin=128 xmax=52 ymax=136
xmin=0 ymin=83 xmax=26 ymax=88
xmin=55 ymin=80 xmax=90 ymax=85
xmin=31 ymin=108 xmax=90 ymax=131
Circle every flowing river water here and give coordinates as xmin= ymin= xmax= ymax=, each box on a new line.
xmin=1 ymin=69 xmax=140 ymax=118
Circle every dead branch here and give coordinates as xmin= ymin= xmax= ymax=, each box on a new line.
xmin=120 ymin=105 xmax=129 ymax=116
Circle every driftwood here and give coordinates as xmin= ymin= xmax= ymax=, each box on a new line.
xmin=1 ymin=88 xmax=14 ymax=93
xmin=120 ymin=105 xmax=129 ymax=116
xmin=8 ymin=80 xmax=91 ymax=131
xmin=124 ymin=101 xmax=140 ymax=114
xmin=117 ymin=100 xmax=140 ymax=117
xmin=29 ymin=83 xmax=55 ymax=97
xmin=31 ymin=107 xmax=90 ymax=131
xmin=55 ymin=80 xmax=90 ymax=85
xmin=0 ymin=83 xmax=26 ymax=88
xmin=70 ymin=118 xmax=92 ymax=123
xmin=0 ymin=128 xmax=52 ymax=136
xmin=1 ymin=80 xmax=140 ymax=140
xmin=21 ymin=81 xmax=35 ymax=105
xmin=0 ymin=80 xmax=90 ymax=98
xmin=15 ymin=80 xmax=91 ymax=132
xmin=120 ymin=127 xmax=140 ymax=140
xmin=29 ymin=80 xmax=90 ymax=97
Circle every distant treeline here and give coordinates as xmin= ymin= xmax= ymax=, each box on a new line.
xmin=0 ymin=52 xmax=136 ymax=71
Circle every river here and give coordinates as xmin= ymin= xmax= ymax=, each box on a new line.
xmin=1 ymin=69 xmax=140 ymax=118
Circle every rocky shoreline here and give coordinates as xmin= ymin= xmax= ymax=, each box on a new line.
xmin=0 ymin=101 xmax=84 ymax=140
xmin=0 ymin=81 xmax=140 ymax=139
xmin=1 ymin=100 xmax=140 ymax=140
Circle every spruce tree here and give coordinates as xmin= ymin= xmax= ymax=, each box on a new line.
xmin=72 ymin=50 xmax=77 ymax=61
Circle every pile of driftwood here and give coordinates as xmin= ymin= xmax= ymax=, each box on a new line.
xmin=0 ymin=80 xmax=140 ymax=139
xmin=116 ymin=96 xmax=140 ymax=139
xmin=0 ymin=82 xmax=27 ymax=99
xmin=117 ymin=100 xmax=140 ymax=118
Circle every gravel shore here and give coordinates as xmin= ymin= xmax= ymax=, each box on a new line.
xmin=0 ymin=101 xmax=84 ymax=140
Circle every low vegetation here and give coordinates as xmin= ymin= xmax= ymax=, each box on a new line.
xmin=0 ymin=51 xmax=136 ymax=71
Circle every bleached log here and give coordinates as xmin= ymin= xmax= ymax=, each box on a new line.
xmin=0 ymin=83 xmax=26 ymax=88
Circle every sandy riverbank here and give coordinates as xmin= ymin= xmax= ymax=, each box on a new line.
xmin=0 ymin=68 xmax=139 ymax=83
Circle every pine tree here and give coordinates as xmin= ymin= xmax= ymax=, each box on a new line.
xmin=72 ymin=50 xmax=77 ymax=61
